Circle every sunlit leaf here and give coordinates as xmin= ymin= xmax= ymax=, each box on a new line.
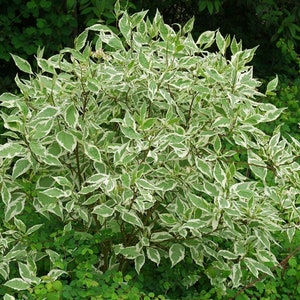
xmin=11 ymin=54 xmax=33 ymax=74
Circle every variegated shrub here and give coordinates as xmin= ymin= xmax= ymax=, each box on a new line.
xmin=0 ymin=6 xmax=300 ymax=297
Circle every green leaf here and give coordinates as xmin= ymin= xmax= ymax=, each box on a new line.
xmin=11 ymin=54 xmax=33 ymax=74
xmin=14 ymin=217 xmax=26 ymax=233
xmin=118 ymin=246 xmax=140 ymax=259
xmin=120 ymin=126 xmax=142 ymax=139
xmin=56 ymin=131 xmax=77 ymax=152
xmin=182 ymin=219 xmax=207 ymax=230
xmin=42 ymin=153 xmax=62 ymax=166
xmin=135 ymin=253 xmax=145 ymax=274
xmin=64 ymin=104 xmax=79 ymax=128
xmin=195 ymin=157 xmax=212 ymax=178
xmin=216 ymin=31 xmax=226 ymax=55
xmin=169 ymin=243 xmax=185 ymax=267
xmin=26 ymin=224 xmax=43 ymax=235
xmin=214 ymin=162 xmax=226 ymax=188
xmin=119 ymin=12 xmax=131 ymax=43
xmin=156 ymin=179 xmax=177 ymax=191
xmin=287 ymin=226 xmax=295 ymax=243
xmin=18 ymin=262 xmax=37 ymax=283
xmin=12 ymin=158 xmax=31 ymax=180
xmin=41 ymin=187 xmax=66 ymax=198
xmin=138 ymin=51 xmax=150 ymax=69
xmin=37 ymin=58 xmax=56 ymax=74
xmin=159 ymin=213 xmax=177 ymax=226
xmin=0 ymin=93 xmax=21 ymax=108
xmin=0 ymin=143 xmax=25 ymax=159
xmin=92 ymin=204 xmax=114 ymax=218
xmin=140 ymin=118 xmax=156 ymax=130
xmin=4 ymin=294 xmax=15 ymax=300
xmin=244 ymin=257 xmax=273 ymax=278
xmin=35 ymin=106 xmax=59 ymax=119
xmin=47 ymin=269 xmax=68 ymax=281
xmin=1 ymin=182 xmax=11 ymax=206
xmin=188 ymin=193 xmax=211 ymax=212
xmin=4 ymin=278 xmax=30 ymax=291
xmin=182 ymin=17 xmax=195 ymax=34
xmin=5 ymin=199 xmax=25 ymax=222
xmin=74 ymin=30 xmax=88 ymax=51
xmin=266 ymin=75 xmax=278 ymax=95
xmin=121 ymin=211 xmax=144 ymax=228
xmin=218 ymin=250 xmax=239 ymax=260
xmin=136 ymin=178 xmax=156 ymax=190
xmin=151 ymin=232 xmax=173 ymax=242
xmin=203 ymin=181 xmax=220 ymax=197
xmin=247 ymin=150 xmax=267 ymax=181
xmin=46 ymin=249 xmax=62 ymax=265
xmin=216 ymin=195 xmax=230 ymax=209
xmin=84 ymin=143 xmax=102 ymax=162
xmin=230 ymin=262 xmax=242 ymax=287
xmin=146 ymin=247 xmax=161 ymax=265
xmin=196 ymin=30 xmax=215 ymax=48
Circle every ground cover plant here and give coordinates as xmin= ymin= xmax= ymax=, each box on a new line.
xmin=1 ymin=4 xmax=300 ymax=299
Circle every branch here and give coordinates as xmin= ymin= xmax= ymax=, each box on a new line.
xmin=230 ymin=245 xmax=300 ymax=299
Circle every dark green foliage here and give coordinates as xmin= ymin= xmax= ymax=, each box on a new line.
xmin=0 ymin=0 xmax=131 ymax=93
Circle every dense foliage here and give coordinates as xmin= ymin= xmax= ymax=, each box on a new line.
xmin=1 ymin=6 xmax=300 ymax=299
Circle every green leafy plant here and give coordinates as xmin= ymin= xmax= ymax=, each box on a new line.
xmin=1 ymin=4 xmax=300 ymax=298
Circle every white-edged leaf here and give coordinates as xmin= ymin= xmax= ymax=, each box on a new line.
xmin=138 ymin=50 xmax=150 ymax=69
xmin=35 ymin=106 xmax=59 ymax=119
xmin=244 ymin=257 xmax=273 ymax=278
xmin=196 ymin=30 xmax=215 ymax=47
xmin=216 ymin=195 xmax=230 ymax=209
xmin=169 ymin=243 xmax=185 ymax=267
xmin=41 ymin=187 xmax=66 ymax=198
xmin=214 ymin=162 xmax=226 ymax=188
xmin=84 ymin=143 xmax=102 ymax=162
xmin=11 ymin=54 xmax=33 ymax=74
xmin=151 ymin=232 xmax=173 ymax=242
xmin=64 ymin=103 xmax=79 ymax=128
xmin=4 ymin=294 xmax=16 ymax=300
xmin=287 ymin=226 xmax=296 ymax=243
xmin=218 ymin=250 xmax=239 ymax=260
xmin=18 ymin=262 xmax=37 ymax=283
xmin=47 ymin=269 xmax=68 ymax=280
xmin=117 ymin=246 xmax=140 ymax=259
xmin=247 ymin=150 xmax=267 ymax=181
xmin=136 ymin=178 xmax=156 ymax=190
xmin=230 ymin=262 xmax=242 ymax=287
xmin=92 ymin=204 xmax=114 ymax=218
xmin=146 ymin=247 xmax=161 ymax=265
xmin=135 ymin=253 xmax=145 ymax=274
xmin=56 ymin=130 xmax=77 ymax=152
xmin=75 ymin=30 xmax=88 ymax=51
xmin=1 ymin=182 xmax=11 ymax=206
xmin=5 ymin=199 xmax=25 ymax=222
xmin=0 ymin=143 xmax=25 ymax=159
xmin=12 ymin=158 xmax=31 ymax=180
xmin=4 ymin=278 xmax=30 ymax=291
xmin=195 ymin=157 xmax=212 ymax=178
xmin=266 ymin=75 xmax=278 ymax=95
xmin=42 ymin=153 xmax=62 ymax=166
xmin=26 ymin=224 xmax=43 ymax=235
xmin=14 ymin=218 xmax=26 ymax=233
xmin=121 ymin=211 xmax=144 ymax=228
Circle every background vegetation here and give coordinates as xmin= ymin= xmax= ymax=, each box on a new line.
xmin=0 ymin=0 xmax=299 ymax=299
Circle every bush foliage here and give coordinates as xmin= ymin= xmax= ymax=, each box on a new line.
xmin=0 ymin=5 xmax=300 ymax=299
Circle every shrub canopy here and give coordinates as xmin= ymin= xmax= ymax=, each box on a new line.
xmin=0 ymin=7 xmax=300 ymax=296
